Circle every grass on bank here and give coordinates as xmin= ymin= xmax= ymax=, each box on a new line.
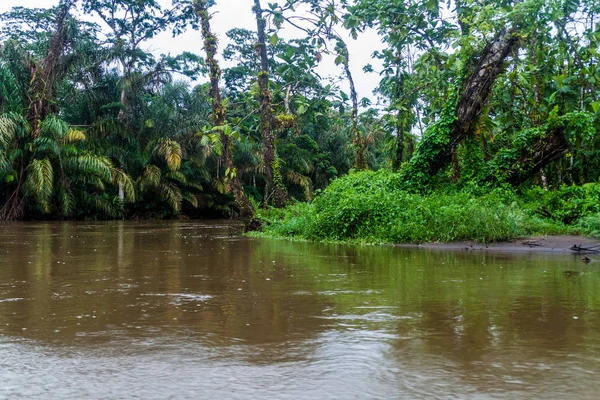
xmin=254 ymin=170 xmax=600 ymax=244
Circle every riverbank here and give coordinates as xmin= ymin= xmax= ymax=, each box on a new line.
xmin=255 ymin=170 xmax=600 ymax=246
xmin=393 ymin=235 xmax=600 ymax=254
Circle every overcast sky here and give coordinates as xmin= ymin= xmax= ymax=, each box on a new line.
xmin=0 ymin=0 xmax=384 ymax=103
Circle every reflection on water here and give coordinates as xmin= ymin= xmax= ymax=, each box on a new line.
xmin=1 ymin=221 xmax=599 ymax=399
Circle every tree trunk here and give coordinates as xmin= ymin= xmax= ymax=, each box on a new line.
xmin=392 ymin=65 xmax=406 ymax=171
xmin=2 ymin=0 xmax=76 ymax=220
xmin=26 ymin=0 xmax=77 ymax=137
xmin=194 ymin=0 xmax=255 ymax=222
xmin=253 ymin=0 xmax=287 ymax=208
xmin=449 ymin=29 xmax=520 ymax=164
xmin=339 ymin=43 xmax=366 ymax=170
xmin=409 ymin=29 xmax=520 ymax=180
xmin=118 ymin=87 xmax=128 ymax=121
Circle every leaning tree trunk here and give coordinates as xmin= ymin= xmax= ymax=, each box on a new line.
xmin=253 ymin=0 xmax=287 ymax=208
xmin=194 ymin=0 xmax=255 ymax=223
xmin=443 ymin=29 xmax=520 ymax=175
xmin=405 ymin=29 xmax=520 ymax=184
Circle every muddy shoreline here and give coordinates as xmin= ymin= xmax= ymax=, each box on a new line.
xmin=393 ymin=235 xmax=600 ymax=254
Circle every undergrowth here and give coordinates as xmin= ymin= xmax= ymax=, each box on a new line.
xmin=255 ymin=170 xmax=600 ymax=244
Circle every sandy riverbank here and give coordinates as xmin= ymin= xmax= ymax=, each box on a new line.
xmin=394 ymin=235 xmax=600 ymax=254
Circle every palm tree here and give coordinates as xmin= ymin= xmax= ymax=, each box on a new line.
xmin=0 ymin=113 xmax=135 ymax=219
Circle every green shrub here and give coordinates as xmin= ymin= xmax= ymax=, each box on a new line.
xmin=524 ymin=184 xmax=600 ymax=224
xmin=258 ymin=171 xmax=600 ymax=244
xmin=578 ymin=213 xmax=600 ymax=239
xmin=260 ymin=171 xmax=543 ymax=243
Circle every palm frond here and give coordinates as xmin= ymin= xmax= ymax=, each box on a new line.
xmin=182 ymin=192 xmax=199 ymax=208
xmin=0 ymin=64 xmax=22 ymax=113
xmin=65 ymin=153 xmax=113 ymax=182
xmin=200 ymin=133 xmax=223 ymax=158
xmin=33 ymin=137 xmax=61 ymax=156
xmin=81 ymin=192 xmax=121 ymax=219
xmin=138 ymin=165 xmax=162 ymax=192
xmin=0 ymin=153 xmax=10 ymax=175
xmin=159 ymin=182 xmax=182 ymax=212
xmin=75 ymin=174 xmax=106 ymax=191
xmin=40 ymin=115 xmax=69 ymax=139
xmin=164 ymin=170 xmax=187 ymax=184
xmin=56 ymin=183 xmax=75 ymax=217
xmin=0 ymin=112 xmax=22 ymax=146
xmin=63 ymin=129 xmax=86 ymax=143
xmin=112 ymin=168 xmax=136 ymax=203
xmin=212 ymin=178 xmax=227 ymax=195
xmin=287 ymin=171 xmax=314 ymax=200
xmin=153 ymin=138 xmax=182 ymax=171
xmin=25 ymin=158 xmax=54 ymax=213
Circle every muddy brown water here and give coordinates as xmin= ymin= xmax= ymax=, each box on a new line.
xmin=1 ymin=221 xmax=599 ymax=399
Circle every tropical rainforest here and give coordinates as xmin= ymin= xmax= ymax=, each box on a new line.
xmin=0 ymin=0 xmax=599 ymax=243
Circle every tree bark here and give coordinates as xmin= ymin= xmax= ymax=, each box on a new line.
xmin=418 ymin=29 xmax=520 ymax=178
xmin=338 ymin=42 xmax=366 ymax=170
xmin=27 ymin=0 xmax=77 ymax=137
xmin=451 ymin=30 xmax=519 ymax=161
xmin=253 ymin=0 xmax=287 ymax=207
xmin=194 ymin=0 xmax=255 ymax=222
xmin=392 ymin=64 xmax=406 ymax=171
xmin=2 ymin=0 xmax=76 ymax=220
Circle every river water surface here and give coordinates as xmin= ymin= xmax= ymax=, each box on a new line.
xmin=1 ymin=221 xmax=599 ymax=399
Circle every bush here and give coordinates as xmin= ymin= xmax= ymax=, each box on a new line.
xmin=260 ymin=170 xmax=545 ymax=243
xmin=258 ymin=171 xmax=600 ymax=244
xmin=524 ymin=184 xmax=600 ymax=224
xmin=578 ymin=213 xmax=600 ymax=239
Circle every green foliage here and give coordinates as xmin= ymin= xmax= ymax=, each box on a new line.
xmin=25 ymin=158 xmax=54 ymax=213
xmin=0 ymin=64 xmax=21 ymax=113
xmin=261 ymin=167 xmax=600 ymax=244
xmin=261 ymin=170 xmax=531 ymax=243
xmin=578 ymin=213 xmax=600 ymax=239
xmin=523 ymin=184 xmax=600 ymax=224
xmin=1 ymin=0 xmax=600 ymax=225
xmin=398 ymin=89 xmax=458 ymax=190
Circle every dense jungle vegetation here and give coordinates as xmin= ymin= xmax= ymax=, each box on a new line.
xmin=1 ymin=0 xmax=599 ymax=242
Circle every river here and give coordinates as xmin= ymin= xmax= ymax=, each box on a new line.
xmin=0 ymin=221 xmax=599 ymax=399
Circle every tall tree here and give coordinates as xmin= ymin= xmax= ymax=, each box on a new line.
xmin=2 ymin=0 xmax=77 ymax=219
xmin=82 ymin=0 xmax=171 ymax=122
xmin=193 ymin=0 xmax=255 ymax=222
xmin=27 ymin=0 xmax=78 ymax=137
xmin=263 ymin=0 xmax=371 ymax=169
xmin=334 ymin=40 xmax=365 ymax=170
xmin=401 ymin=5 xmax=523 ymax=185
xmin=253 ymin=0 xmax=287 ymax=207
